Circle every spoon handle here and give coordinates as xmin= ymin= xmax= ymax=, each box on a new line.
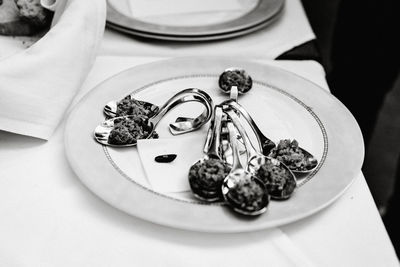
xmin=150 ymin=88 xmax=213 ymax=135
xmin=222 ymin=100 xmax=276 ymax=155
xmin=203 ymin=121 xmax=214 ymax=154
xmin=206 ymin=106 xmax=224 ymax=159
xmin=227 ymin=122 xmax=243 ymax=170
xmin=223 ymin=108 xmax=260 ymax=162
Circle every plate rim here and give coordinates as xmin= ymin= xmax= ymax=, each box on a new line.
xmin=106 ymin=0 xmax=284 ymax=38
xmin=64 ymin=57 xmax=364 ymax=233
xmin=105 ymin=12 xmax=282 ymax=42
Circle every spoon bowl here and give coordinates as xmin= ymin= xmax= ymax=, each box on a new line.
xmin=218 ymin=67 xmax=253 ymax=95
xmin=94 ymin=116 xmax=154 ymax=147
xmin=188 ymin=106 xmax=231 ymax=202
xmin=222 ymin=169 xmax=269 ymax=216
xmin=221 ymin=121 xmax=269 ymax=216
xmin=268 ymin=139 xmax=319 ymax=175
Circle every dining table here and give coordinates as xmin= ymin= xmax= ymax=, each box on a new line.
xmin=0 ymin=0 xmax=399 ymax=266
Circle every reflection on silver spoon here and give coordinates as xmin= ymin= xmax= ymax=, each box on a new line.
xmin=222 ymin=99 xmax=276 ymax=155
xmin=222 ymin=122 xmax=269 ymax=216
xmin=94 ymin=88 xmax=213 ymax=147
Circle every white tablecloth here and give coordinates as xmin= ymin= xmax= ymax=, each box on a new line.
xmin=0 ymin=0 xmax=398 ymax=265
xmin=0 ymin=55 xmax=398 ymax=266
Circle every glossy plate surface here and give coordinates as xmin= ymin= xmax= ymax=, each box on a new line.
xmin=64 ymin=57 xmax=364 ymax=233
xmin=106 ymin=0 xmax=284 ymax=41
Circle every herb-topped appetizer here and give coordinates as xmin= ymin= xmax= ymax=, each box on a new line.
xmin=270 ymin=139 xmax=318 ymax=172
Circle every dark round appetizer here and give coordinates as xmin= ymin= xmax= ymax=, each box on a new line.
xmin=115 ymin=96 xmax=158 ymax=118
xmin=269 ymin=139 xmax=317 ymax=171
xmin=224 ymin=176 xmax=269 ymax=214
xmin=255 ymin=158 xmax=296 ymax=200
xmin=188 ymin=158 xmax=231 ymax=201
xmin=108 ymin=117 xmax=152 ymax=145
xmin=218 ymin=69 xmax=253 ymax=94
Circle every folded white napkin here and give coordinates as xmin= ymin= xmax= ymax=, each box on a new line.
xmin=0 ymin=0 xmax=106 ymax=139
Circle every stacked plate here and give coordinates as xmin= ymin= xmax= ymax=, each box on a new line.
xmin=106 ymin=0 xmax=285 ymax=41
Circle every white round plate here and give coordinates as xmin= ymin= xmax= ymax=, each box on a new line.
xmin=64 ymin=57 xmax=364 ymax=233
xmin=106 ymin=14 xmax=281 ymax=42
xmin=106 ymin=0 xmax=284 ymax=40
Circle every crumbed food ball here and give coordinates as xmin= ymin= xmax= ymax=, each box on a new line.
xmin=108 ymin=117 xmax=152 ymax=145
xmin=270 ymin=139 xmax=317 ymax=171
xmin=255 ymin=158 xmax=296 ymax=200
xmin=14 ymin=0 xmax=52 ymax=28
xmin=116 ymin=96 xmax=158 ymax=118
xmin=225 ymin=176 xmax=268 ymax=213
xmin=188 ymin=158 xmax=230 ymax=201
xmin=218 ymin=69 xmax=253 ymax=94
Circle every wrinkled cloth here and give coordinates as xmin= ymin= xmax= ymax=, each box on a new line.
xmin=0 ymin=0 xmax=106 ymax=139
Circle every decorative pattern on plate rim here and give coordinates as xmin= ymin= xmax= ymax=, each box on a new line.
xmin=102 ymin=74 xmax=329 ymax=204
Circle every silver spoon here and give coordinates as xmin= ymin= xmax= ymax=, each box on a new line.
xmin=188 ymin=106 xmax=231 ymax=202
xmin=218 ymin=68 xmax=253 ymax=163
xmin=221 ymin=122 xmax=269 ymax=216
xmin=224 ymin=107 xmax=297 ymax=200
xmin=94 ymin=88 xmax=213 ymax=147
xmin=223 ymin=100 xmax=318 ymax=174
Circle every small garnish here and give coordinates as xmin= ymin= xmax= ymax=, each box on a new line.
xmin=155 ymin=154 xmax=177 ymax=163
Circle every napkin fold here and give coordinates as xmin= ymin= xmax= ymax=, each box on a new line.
xmin=0 ymin=0 xmax=106 ymax=140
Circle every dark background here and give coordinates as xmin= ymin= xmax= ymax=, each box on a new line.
xmin=301 ymin=0 xmax=400 ymax=214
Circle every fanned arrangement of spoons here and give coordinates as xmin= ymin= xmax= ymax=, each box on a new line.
xmin=93 ymin=68 xmax=318 ymax=217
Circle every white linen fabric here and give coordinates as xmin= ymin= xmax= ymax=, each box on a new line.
xmin=0 ymin=0 xmax=106 ymax=140
xmin=100 ymin=0 xmax=315 ymax=59
xmin=1 ymin=56 xmax=397 ymax=266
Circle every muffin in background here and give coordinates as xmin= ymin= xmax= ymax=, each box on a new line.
xmin=0 ymin=0 xmax=53 ymax=36
xmin=15 ymin=0 xmax=53 ymax=28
